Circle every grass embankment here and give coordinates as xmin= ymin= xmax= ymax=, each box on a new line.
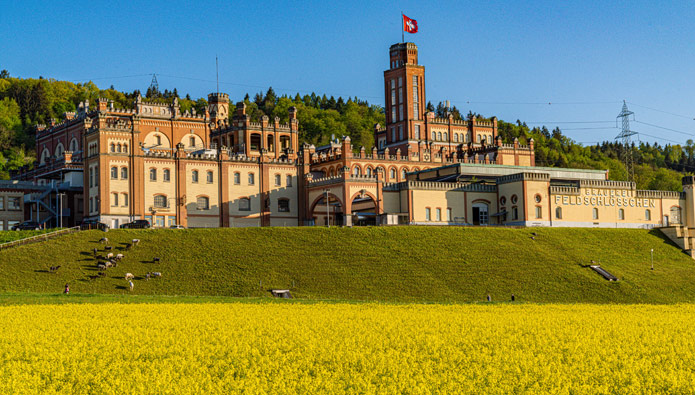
xmin=0 ymin=227 xmax=693 ymax=303
xmin=0 ymin=229 xmax=54 ymax=244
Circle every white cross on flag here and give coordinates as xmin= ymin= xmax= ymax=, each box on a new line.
xmin=403 ymin=15 xmax=418 ymax=34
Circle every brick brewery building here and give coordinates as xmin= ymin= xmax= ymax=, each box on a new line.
xmin=5 ymin=42 xmax=691 ymax=238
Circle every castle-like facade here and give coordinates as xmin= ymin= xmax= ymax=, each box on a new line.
xmin=4 ymin=42 xmax=688 ymax=237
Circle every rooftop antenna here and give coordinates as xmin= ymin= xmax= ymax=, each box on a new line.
xmin=615 ymin=100 xmax=637 ymax=182
xmin=216 ymin=55 xmax=219 ymax=95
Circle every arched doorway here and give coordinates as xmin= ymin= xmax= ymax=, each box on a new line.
xmin=310 ymin=193 xmax=344 ymax=226
xmin=351 ymin=191 xmax=377 ymax=226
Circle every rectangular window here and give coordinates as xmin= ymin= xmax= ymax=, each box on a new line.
xmin=234 ymin=173 xmax=240 ymax=185
xmin=189 ymin=136 xmax=196 ymax=147
xmin=207 ymin=171 xmax=213 ymax=183
xmin=425 ymin=208 xmax=431 ymax=221
xmin=168 ymin=217 xmax=176 ymax=226
xmin=535 ymin=206 xmax=542 ymax=219
xmin=278 ymin=199 xmax=290 ymax=212
xmin=123 ymin=194 xmax=129 ymax=207
xmin=447 ymin=208 xmax=452 ymax=221
xmin=414 ymin=124 xmax=420 ymax=140
xmin=275 ymin=174 xmax=281 ymax=186
xmin=156 ymin=216 xmax=165 ymax=227
xmin=248 ymin=173 xmax=255 ymax=185
xmin=8 ymin=197 xmax=20 ymax=210
xmin=398 ymin=126 xmax=403 ymax=140
xmin=0 ymin=197 xmax=4 ymax=210
xmin=391 ymin=106 xmax=396 ymax=123
xmin=399 ymin=104 xmax=403 ymax=121
xmin=286 ymin=175 xmax=292 ymax=187
xmin=0 ymin=220 xmax=4 ymax=230
xmin=436 ymin=208 xmax=441 ymax=221
xmin=398 ymin=87 xmax=403 ymax=104
xmin=391 ymin=127 xmax=396 ymax=142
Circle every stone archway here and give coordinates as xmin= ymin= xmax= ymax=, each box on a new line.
xmin=350 ymin=190 xmax=377 ymax=226
xmin=310 ymin=193 xmax=344 ymax=226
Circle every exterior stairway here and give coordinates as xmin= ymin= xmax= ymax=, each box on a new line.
xmin=660 ymin=225 xmax=695 ymax=259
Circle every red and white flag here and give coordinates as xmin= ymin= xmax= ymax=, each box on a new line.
xmin=403 ymin=14 xmax=418 ymax=34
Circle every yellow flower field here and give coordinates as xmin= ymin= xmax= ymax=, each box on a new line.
xmin=1 ymin=303 xmax=694 ymax=394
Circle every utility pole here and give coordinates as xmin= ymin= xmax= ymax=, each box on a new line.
xmin=615 ymin=101 xmax=637 ymax=182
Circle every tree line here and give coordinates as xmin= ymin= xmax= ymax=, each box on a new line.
xmin=0 ymin=70 xmax=689 ymax=190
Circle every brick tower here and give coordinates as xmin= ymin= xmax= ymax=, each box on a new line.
xmin=382 ymin=42 xmax=426 ymax=151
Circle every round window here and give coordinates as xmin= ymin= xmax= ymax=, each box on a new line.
xmin=500 ymin=196 xmax=507 ymax=205
xmin=511 ymin=195 xmax=518 ymax=204
xmin=535 ymin=194 xmax=542 ymax=203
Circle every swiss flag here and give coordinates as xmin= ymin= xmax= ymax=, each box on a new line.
xmin=403 ymin=15 xmax=418 ymax=34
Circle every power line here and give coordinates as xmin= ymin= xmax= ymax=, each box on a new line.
xmin=525 ymin=121 xmax=614 ymax=124
xmin=637 ymin=132 xmax=683 ymax=145
xmin=626 ymin=102 xmax=695 ymax=121
xmin=560 ymin=127 xmax=617 ymax=131
xmin=68 ymin=73 xmax=152 ymax=83
xmin=450 ymin=100 xmax=621 ymax=106
xmin=634 ymin=120 xmax=695 ymax=137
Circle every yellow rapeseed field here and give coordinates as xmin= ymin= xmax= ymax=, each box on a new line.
xmin=1 ymin=303 xmax=694 ymax=394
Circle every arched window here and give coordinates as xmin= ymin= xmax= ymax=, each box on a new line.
xmin=431 ymin=132 xmax=436 ymax=140
xmin=121 ymin=167 xmax=128 ymax=180
xmin=443 ymin=132 xmax=448 ymax=141
xmin=149 ymin=168 xmax=157 ymax=181
xmin=123 ymin=144 xmax=128 ymax=153
xmin=454 ymin=134 xmax=459 ymax=143
xmin=196 ymin=196 xmax=209 ymax=210
xmin=112 ymin=193 xmax=118 ymax=206
xmin=192 ymin=170 xmax=199 ymax=183
xmin=69 ymin=138 xmax=78 ymax=151
xmin=353 ymin=166 xmax=361 ymax=177
xmin=401 ymin=168 xmax=407 ymax=180
xmin=555 ymin=207 xmax=562 ymax=219
xmin=154 ymin=195 xmax=167 ymax=208
xmin=390 ymin=168 xmax=396 ymax=180
xmin=593 ymin=208 xmax=599 ymax=220
xmin=117 ymin=144 xmax=122 ymax=153
xmin=366 ymin=167 xmax=373 ymax=177
xmin=286 ymin=175 xmax=292 ymax=187
xmin=239 ymin=197 xmax=251 ymax=211
xmin=110 ymin=143 xmax=115 ymax=152
xmin=438 ymin=132 xmax=442 ymax=140
xmin=278 ymin=198 xmax=290 ymax=212
xmin=248 ymin=173 xmax=255 ymax=185
xmin=206 ymin=171 xmax=213 ymax=183
xmin=234 ymin=172 xmax=240 ymax=185
xmin=163 ymin=169 xmax=170 ymax=182
xmin=645 ymin=209 xmax=651 ymax=221
xmin=618 ymin=208 xmax=625 ymax=220
xmin=110 ymin=166 xmax=118 ymax=179
xmin=275 ymin=174 xmax=281 ymax=186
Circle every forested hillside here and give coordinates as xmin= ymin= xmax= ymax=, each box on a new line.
xmin=0 ymin=70 xmax=688 ymax=190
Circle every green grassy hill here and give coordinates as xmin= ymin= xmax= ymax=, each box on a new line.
xmin=0 ymin=227 xmax=693 ymax=303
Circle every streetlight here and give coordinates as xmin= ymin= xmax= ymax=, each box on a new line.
xmin=324 ymin=189 xmax=331 ymax=227
xmin=651 ymin=248 xmax=654 ymax=270
xmin=58 ymin=193 xmax=66 ymax=228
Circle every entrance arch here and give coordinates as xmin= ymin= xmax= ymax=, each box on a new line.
xmin=310 ymin=193 xmax=344 ymax=226
xmin=350 ymin=191 xmax=377 ymax=226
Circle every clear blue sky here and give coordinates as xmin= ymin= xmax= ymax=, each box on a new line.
xmin=2 ymin=0 xmax=695 ymax=146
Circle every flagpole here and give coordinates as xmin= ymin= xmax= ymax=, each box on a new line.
xmin=401 ymin=12 xmax=404 ymax=43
